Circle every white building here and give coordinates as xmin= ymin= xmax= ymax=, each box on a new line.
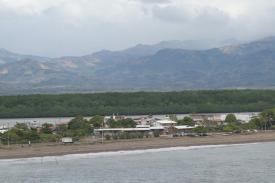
xmin=153 ymin=119 xmax=177 ymax=127
xmin=133 ymin=116 xmax=157 ymax=126
xmin=174 ymin=125 xmax=196 ymax=135
xmin=0 ymin=125 xmax=8 ymax=134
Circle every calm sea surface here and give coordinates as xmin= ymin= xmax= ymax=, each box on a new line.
xmin=0 ymin=142 xmax=275 ymax=183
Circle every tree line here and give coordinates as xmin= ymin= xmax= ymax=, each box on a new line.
xmin=1 ymin=90 xmax=275 ymax=118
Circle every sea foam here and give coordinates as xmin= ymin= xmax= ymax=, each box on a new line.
xmin=0 ymin=142 xmax=262 ymax=164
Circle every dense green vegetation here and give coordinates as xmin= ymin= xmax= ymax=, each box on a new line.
xmin=0 ymin=123 xmax=57 ymax=144
xmin=1 ymin=90 xmax=275 ymax=118
xmin=107 ymin=118 xmax=136 ymax=128
xmin=192 ymin=126 xmax=208 ymax=134
xmin=224 ymin=114 xmax=238 ymax=124
xmin=177 ymin=116 xmax=195 ymax=126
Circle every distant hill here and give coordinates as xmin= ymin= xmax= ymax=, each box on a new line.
xmin=1 ymin=38 xmax=275 ymax=95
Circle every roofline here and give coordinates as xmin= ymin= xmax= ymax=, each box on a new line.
xmin=94 ymin=128 xmax=151 ymax=132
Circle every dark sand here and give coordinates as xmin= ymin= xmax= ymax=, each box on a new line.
xmin=0 ymin=132 xmax=275 ymax=159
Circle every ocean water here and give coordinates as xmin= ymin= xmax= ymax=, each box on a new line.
xmin=0 ymin=142 xmax=275 ymax=183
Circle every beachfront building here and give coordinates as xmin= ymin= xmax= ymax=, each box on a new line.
xmin=150 ymin=126 xmax=165 ymax=135
xmin=94 ymin=126 xmax=169 ymax=139
xmin=136 ymin=125 xmax=151 ymax=128
xmin=104 ymin=114 xmax=127 ymax=126
xmin=111 ymin=114 xmax=126 ymax=121
xmin=190 ymin=114 xmax=223 ymax=126
xmin=133 ymin=116 xmax=157 ymax=126
xmin=94 ymin=128 xmax=151 ymax=139
xmin=94 ymin=125 xmax=197 ymax=139
xmin=153 ymin=119 xmax=177 ymax=127
xmin=190 ymin=114 xmax=222 ymax=122
xmin=151 ymin=119 xmax=177 ymax=134
xmin=172 ymin=125 xmax=196 ymax=136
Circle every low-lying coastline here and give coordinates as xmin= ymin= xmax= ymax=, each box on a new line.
xmin=0 ymin=132 xmax=275 ymax=160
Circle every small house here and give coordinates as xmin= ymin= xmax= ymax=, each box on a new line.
xmin=173 ymin=125 xmax=196 ymax=136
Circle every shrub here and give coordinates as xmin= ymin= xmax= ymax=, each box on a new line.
xmin=153 ymin=131 xmax=160 ymax=137
xmin=225 ymin=114 xmax=238 ymax=124
xmin=105 ymin=135 xmax=111 ymax=140
xmin=39 ymin=134 xmax=59 ymax=142
xmin=223 ymin=124 xmax=240 ymax=133
xmin=192 ymin=126 xmax=208 ymax=134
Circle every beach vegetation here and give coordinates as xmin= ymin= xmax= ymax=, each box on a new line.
xmin=39 ymin=133 xmax=59 ymax=142
xmin=245 ymin=108 xmax=275 ymax=130
xmin=223 ymin=124 xmax=241 ymax=133
xmin=89 ymin=115 xmax=104 ymax=128
xmin=177 ymin=116 xmax=195 ymax=126
xmin=192 ymin=126 xmax=208 ymax=134
xmin=41 ymin=123 xmax=54 ymax=134
xmin=0 ymin=123 xmax=40 ymax=144
xmin=68 ymin=116 xmax=89 ymax=131
xmin=55 ymin=124 xmax=68 ymax=136
xmin=225 ymin=114 xmax=238 ymax=124
xmin=108 ymin=118 xmax=136 ymax=128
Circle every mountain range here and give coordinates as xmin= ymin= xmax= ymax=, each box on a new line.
xmin=0 ymin=37 xmax=275 ymax=95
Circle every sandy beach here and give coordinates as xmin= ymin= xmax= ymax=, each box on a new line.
xmin=0 ymin=131 xmax=275 ymax=159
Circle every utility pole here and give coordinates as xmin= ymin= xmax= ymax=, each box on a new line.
xmin=102 ymin=120 xmax=104 ymax=144
xmin=7 ymin=123 xmax=10 ymax=148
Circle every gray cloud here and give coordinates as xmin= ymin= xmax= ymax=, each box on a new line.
xmin=0 ymin=0 xmax=274 ymax=57
xmin=191 ymin=7 xmax=231 ymax=32
xmin=134 ymin=0 xmax=171 ymax=4
xmin=151 ymin=5 xmax=190 ymax=23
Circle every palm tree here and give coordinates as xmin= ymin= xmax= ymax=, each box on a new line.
xmin=259 ymin=109 xmax=274 ymax=131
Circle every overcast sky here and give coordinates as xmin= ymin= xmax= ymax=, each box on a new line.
xmin=0 ymin=0 xmax=275 ymax=57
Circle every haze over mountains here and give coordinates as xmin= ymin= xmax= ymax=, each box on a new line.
xmin=0 ymin=37 xmax=274 ymax=95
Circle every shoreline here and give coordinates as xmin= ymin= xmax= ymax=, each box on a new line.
xmin=0 ymin=132 xmax=275 ymax=160
xmin=0 ymin=143 xmax=264 ymax=163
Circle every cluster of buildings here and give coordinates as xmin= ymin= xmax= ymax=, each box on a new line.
xmin=0 ymin=112 xmax=259 ymax=137
xmin=95 ymin=115 xmax=197 ymax=138
xmin=95 ymin=112 xmax=259 ymax=139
